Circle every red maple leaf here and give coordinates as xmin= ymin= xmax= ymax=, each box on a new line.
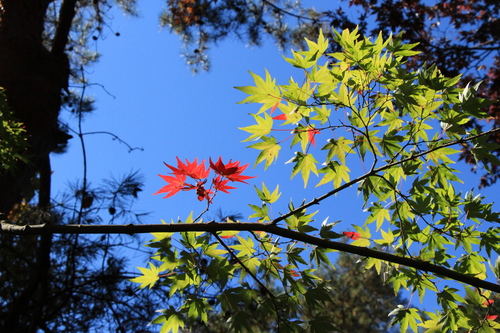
xmin=165 ymin=157 xmax=209 ymax=180
xmin=213 ymin=175 xmax=237 ymax=194
xmin=343 ymin=231 xmax=361 ymax=240
xmin=209 ymin=157 xmax=256 ymax=183
xmin=272 ymin=113 xmax=287 ymax=121
xmin=153 ymin=173 xmax=188 ymax=198
xmin=307 ymin=126 xmax=320 ymax=147
xmin=486 ymin=314 xmax=498 ymax=321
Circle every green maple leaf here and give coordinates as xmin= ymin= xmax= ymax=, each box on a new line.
xmin=235 ymin=70 xmax=281 ymax=113
xmin=317 ymin=161 xmax=350 ymax=188
xmin=287 ymin=152 xmax=318 ymax=187
xmin=366 ymin=203 xmax=391 ymax=230
xmin=153 ymin=307 xmax=185 ymax=333
xmin=239 ymin=113 xmax=273 ymax=141
xmin=254 ymin=182 xmax=281 ymax=203
xmin=130 ymin=262 xmax=161 ymax=289
xmin=231 ymin=235 xmax=256 ymax=258
xmin=248 ymin=135 xmax=281 ymax=169
xmin=379 ymin=109 xmax=404 ymax=131
xmin=322 ymin=137 xmax=354 ymax=165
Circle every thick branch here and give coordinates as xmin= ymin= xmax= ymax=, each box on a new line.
xmin=2 ymin=220 xmax=499 ymax=293
xmin=51 ymin=0 xmax=78 ymax=55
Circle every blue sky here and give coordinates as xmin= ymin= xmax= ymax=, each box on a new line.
xmin=50 ymin=1 xmax=500 ymax=314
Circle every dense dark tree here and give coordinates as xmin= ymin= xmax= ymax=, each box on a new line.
xmin=0 ymin=172 xmax=155 ymax=332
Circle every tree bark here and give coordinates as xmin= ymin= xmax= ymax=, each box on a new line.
xmin=0 ymin=0 xmax=69 ymax=215
xmin=0 ymin=1 xmax=73 ymax=331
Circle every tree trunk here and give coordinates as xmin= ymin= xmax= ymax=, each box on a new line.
xmin=0 ymin=1 xmax=72 ymax=331
xmin=0 ymin=0 xmax=69 ymax=215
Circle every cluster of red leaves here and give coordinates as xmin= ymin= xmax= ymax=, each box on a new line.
xmin=154 ymin=157 xmax=255 ymax=202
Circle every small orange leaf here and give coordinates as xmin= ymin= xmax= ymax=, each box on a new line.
xmin=484 ymin=299 xmax=494 ymax=306
xmin=307 ymin=127 xmax=320 ymax=147
xmin=343 ymin=231 xmax=361 ymax=240
xmin=270 ymin=100 xmax=280 ymax=114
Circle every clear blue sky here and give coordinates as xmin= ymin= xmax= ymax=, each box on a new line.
xmin=50 ymin=1 xmax=500 ymax=313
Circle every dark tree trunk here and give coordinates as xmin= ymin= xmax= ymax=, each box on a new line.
xmin=0 ymin=0 xmax=69 ymax=215
xmin=0 ymin=1 xmax=74 ymax=331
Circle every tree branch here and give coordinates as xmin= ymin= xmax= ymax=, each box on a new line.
xmin=2 ymin=220 xmax=499 ymax=294
xmin=51 ymin=0 xmax=78 ymax=56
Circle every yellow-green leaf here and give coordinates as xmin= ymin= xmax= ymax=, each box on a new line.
xmin=239 ymin=113 xmax=273 ymax=141
xmin=130 ymin=262 xmax=161 ymax=289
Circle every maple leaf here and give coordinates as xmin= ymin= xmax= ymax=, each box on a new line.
xmin=486 ymin=314 xmax=498 ymax=321
xmin=272 ymin=113 xmax=287 ymax=120
xmin=248 ymin=136 xmax=281 ymax=170
xmin=284 ymin=264 xmax=300 ymax=278
xmin=343 ymin=231 xmax=361 ymax=240
xmin=213 ymin=175 xmax=237 ymax=193
xmin=165 ymin=157 xmax=209 ymax=180
xmin=153 ymin=173 xmax=188 ymax=198
xmin=239 ymin=112 xmax=273 ymax=141
xmin=129 ymin=262 xmax=161 ymax=289
xmin=209 ymin=157 xmax=256 ymax=183
xmin=484 ymin=299 xmax=495 ymax=306
xmin=307 ymin=126 xmax=320 ymax=147
xmin=270 ymin=100 xmax=280 ymax=114
xmin=219 ymin=230 xmax=239 ymax=239
xmin=288 ymin=152 xmax=318 ymax=187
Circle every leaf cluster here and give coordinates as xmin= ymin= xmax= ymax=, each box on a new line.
xmin=0 ymin=88 xmax=28 ymax=173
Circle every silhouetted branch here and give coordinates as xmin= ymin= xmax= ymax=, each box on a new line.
xmin=2 ymin=220 xmax=499 ymax=294
xmin=82 ymin=131 xmax=144 ymax=152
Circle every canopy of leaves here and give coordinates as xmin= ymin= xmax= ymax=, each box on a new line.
xmin=176 ymin=252 xmax=404 ymax=333
xmin=133 ymin=29 xmax=500 ymax=332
